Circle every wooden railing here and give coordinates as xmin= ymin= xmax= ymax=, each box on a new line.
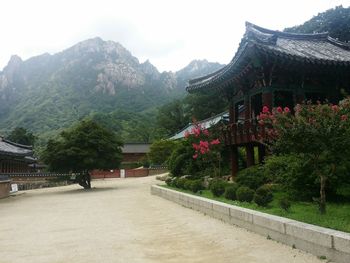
xmin=222 ymin=119 xmax=266 ymax=146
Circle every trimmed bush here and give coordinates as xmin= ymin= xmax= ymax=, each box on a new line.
xmin=224 ymin=184 xmax=239 ymax=200
xmin=254 ymin=185 xmax=273 ymax=207
xmin=236 ymin=165 xmax=268 ymax=190
xmin=236 ymin=186 xmax=255 ymax=202
xmin=189 ymin=179 xmax=204 ymax=193
xmin=210 ymin=179 xmax=227 ymax=197
xmin=175 ymin=178 xmax=187 ymax=189
xmin=165 ymin=177 xmax=173 ymax=186
xmin=279 ymin=197 xmax=291 ymax=211
xmin=184 ymin=179 xmax=193 ymax=190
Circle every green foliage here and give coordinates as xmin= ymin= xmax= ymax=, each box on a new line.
xmin=263 ymin=155 xmax=318 ymax=200
xmin=279 ymin=197 xmax=292 ymax=211
xmin=264 ymin=100 xmax=350 ymax=213
xmin=254 ymin=185 xmax=273 ymax=207
xmin=168 ymin=141 xmax=199 ymax=177
xmin=236 ymin=186 xmax=255 ymax=202
xmin=7 ymin=127 xmax=35 ymax=146
xmin=285 ymin=6 xmax=350 ymax=42
xmin=175 ymin=178 xmax=187 ymax=189
xmin=156 ymin=100 xmax=190 ymax=136
xmin=148 ymin=140 xmax=178 ymax=165
xmin=236 ymin=165 xmax=268 ymax=190
xmin=224 ymin=183 xmax=239 ymax=200
xmin=42 ymin=120 xmax=123 ymax=173
xmin=189 ymin=179 xmax=204 ymax=193
xmin=209 ymin=179 xmax=227 ymax=197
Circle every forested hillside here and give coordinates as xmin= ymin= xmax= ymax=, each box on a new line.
xmin=0 ymin=38 xmax=223 ymax=145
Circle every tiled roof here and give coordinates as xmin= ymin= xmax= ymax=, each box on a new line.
xmin=187 ymin=22 xmax=350 ymax=92
xmin=169 ymin=111 xmax=229 ymax=140
xmin=121 ymin=143 xmax=151 ymax=154
xmin=0 ymin=137 xmax=33 ymax=156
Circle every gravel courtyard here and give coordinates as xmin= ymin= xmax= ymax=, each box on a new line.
xmin=0 ymin=176 xmax=323 ymax=263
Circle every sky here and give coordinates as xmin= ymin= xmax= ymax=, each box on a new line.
xmin=0 ymin=0 xmax=349 ymax=72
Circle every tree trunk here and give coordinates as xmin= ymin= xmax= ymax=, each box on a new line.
xmin=319 ymin=175 xmax=327 ymax=214
xmin=78 ymin=172 xmax=91 ymax=189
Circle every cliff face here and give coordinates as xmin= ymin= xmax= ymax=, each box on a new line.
xmin=0 ymin=37 xmax=224 ymax=134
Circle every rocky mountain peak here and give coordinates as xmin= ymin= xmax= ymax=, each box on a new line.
xmin=4 ymin=55 xmax=22 ymax=72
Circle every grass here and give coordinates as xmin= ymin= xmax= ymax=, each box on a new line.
xmin=162 ymin=185 xmax=350 ymax=233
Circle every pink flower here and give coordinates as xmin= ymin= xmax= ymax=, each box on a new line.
xmin=262 ymin=106 xmax=269 ymax=113
xmin=210 ymin=139 xmax=220 ymax=145
xmin=276 ymin=106 xmax=283 ymax=113
xmin=332 ymin=105 xmax=339 ymax=112
xmin=284 ymin=107 xmax=290 ymax=113
xmin=203 ymin=129 xmax=209 ymax=136
xmin=341 ymin=115 xmax=348 ymax=121
xmin=192 ymin=143 xmax=200 ymax=150
xmin=258 ymin=113 xmax=268 ymax=120
xmin=199 ymin=140 xmax=209 ymax=148
xmin=184 ymin=131 xmax=190 ymax=138
xmin=192 ymin=154 xmax=198 ymax=159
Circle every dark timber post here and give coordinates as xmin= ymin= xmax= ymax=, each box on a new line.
xmin=258 ymin=144 xmax=265 ymax=164
xmin=246 ymin=145 xmax=255 ymax=167
xmin=262 ymin=91 xmax=273 ymax=109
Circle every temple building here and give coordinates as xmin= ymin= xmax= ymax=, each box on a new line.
xmin=186 ymin=22 xmax=350 ymax=177
xmin=0 ymin=137 xmax=35 ymax=173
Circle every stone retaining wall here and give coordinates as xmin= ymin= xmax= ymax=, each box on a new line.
xmin=151 ymin=185 xmax=350 ymax=263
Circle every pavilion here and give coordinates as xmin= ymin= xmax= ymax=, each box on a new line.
xmin=186 ymin=22 xmax=350 ymax=177
xmin=0 ymin=137 xmax=35 ymax=173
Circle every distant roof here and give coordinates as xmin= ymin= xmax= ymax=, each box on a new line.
xmin=187 ymin=22 xmax=350 ymax=93
xmin=121 ymin=143 xmax=151 ymax=154
xmin=0 ymin=137 xmax=33 ymax=156
xmin=169 ymin=111 xmax=229 ymax=140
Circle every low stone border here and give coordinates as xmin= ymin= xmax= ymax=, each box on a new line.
xmin=151 ymin=185 xmax=350 ymax=263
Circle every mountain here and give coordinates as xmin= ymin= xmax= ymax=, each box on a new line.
xmin=0 ymin=37 xmax=223 ymax=143
xmin=284 ymin=6 xmax=350 ymax=41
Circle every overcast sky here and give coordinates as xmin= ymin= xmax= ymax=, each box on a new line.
xmin=1 ymin=0 xmax=349 ymax=72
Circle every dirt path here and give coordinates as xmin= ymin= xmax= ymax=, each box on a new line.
xmin=0 ymin=176 xmax=323 ymax=263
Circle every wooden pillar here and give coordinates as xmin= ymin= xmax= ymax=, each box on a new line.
xmin=258 ymin=144 xmax=266 ymax=164
xmin=262 ymin=91 xmax=273 ymax=109
xmin=230 ymin=145 xmax=239 ymax=180
xmin=244 ymin=95 xmax=251 ymax=120
xmin=246 ymin=145 xmax=255 ymax=167
xmin=229 ymin=102 xmax=235 ymax=123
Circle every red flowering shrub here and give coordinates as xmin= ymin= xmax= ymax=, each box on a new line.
xmin=257 ymin=98 xmax=350 ymax=213
xmin=186 ymin=124 xmax=222 ymax=176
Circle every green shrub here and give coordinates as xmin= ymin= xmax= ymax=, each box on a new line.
xmin=253 ymin=185 xmax=273 ymax=207
xmin=263 ymin=155 xmax=318 ymax=201
xmin=236 ymin=165 xmax=268 ymax=190
xmin=189 ymin=179 xmax=204 ymax=193
xmin=210 ymin=179 xmax=227 ymax=197
xmin=148 ymin=139 xmax=178 ymax=165
xmin=184 ymin=179 xmax=193 ymax=190
xmin=236 ymin=186 xmax=255 ymax=202
xmin=165 ymin=177 xmax=173 ymax=186
xmin=224 ymin=183 xmax=239 ymax=200
xmin=175 ymin=178 xmax=187 ymax=189
xmin=279 ymin=197 xmax=291 ymax=211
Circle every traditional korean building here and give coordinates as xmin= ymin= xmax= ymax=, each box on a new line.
xmin=0 ymin=137 xmax=35 ymax=173
xmin=186 ymin=22 xmax=350 ymax=177
xmin=121 ymin=143 xmax=151 ymax=163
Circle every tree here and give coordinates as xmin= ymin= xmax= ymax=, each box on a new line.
xmin=258 ymin=101 xmax=350 ymax=214
xmin=156 ymin=100 xmax=190 ymax=136
xmin=41 ymin=120 xmax=123 ymax=189
xmin=7 ymin=127 xmax=35 ymax=145
xmin=285 ymin=6 xmax=350 ymax=42
xmin=148 ymin=140 xmax=179 ymax=165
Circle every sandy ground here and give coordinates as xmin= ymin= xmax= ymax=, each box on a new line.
xmin=0 ymin=176 xmax=324 ymax=263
